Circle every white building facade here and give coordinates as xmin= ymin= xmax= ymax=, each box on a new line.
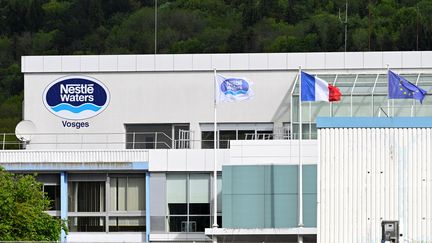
xmin=4 ymin=51 xmax=432 ymax=242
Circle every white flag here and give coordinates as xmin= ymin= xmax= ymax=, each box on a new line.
xmin=216 ymin=75 xmax=254 ymax=103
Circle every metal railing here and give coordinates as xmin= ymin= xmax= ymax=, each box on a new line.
xmin=128 ymin=131 xmax=173 ymax=149
xmin=244 ymin=132 xmax=317 ymax=140
xmin=377 ymin=104 xmax=432 ymax=117
xmin=0 ymin=132 xmax=176 ymax=150
xmin=0 ymin=132 xmax=239 ymax=150
xmin=0 ymin=129 xmax=321 ymax=150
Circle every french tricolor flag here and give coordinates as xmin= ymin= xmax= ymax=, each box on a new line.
xmin=301 ymin=71 xmax=342 ymax=102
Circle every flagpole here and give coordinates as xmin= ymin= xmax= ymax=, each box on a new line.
xmin=212 ymin=68 xmax=219 ymax=228
xmin=386 ymin=64 xmax=390 ymax=116
xmin=298 ymin=66 xmax=304 ymax=243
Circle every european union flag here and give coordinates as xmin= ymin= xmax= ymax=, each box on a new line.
xmin=388 ymin=70 xmax=427 ymax=104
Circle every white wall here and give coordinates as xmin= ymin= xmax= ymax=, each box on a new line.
xmin=67 ymin=232 xmax=146 ymax=243
xmin=21 ymin=52 xmax=432 ymax=73
xmin=0 ymin=142 xmax=315 ymax=171
xmin=22 ymin=52 xmax=432 ymax=150
xmin=230 ymin=139 xmax=318 ymax=165
xmin=148 ymin=149 xmax=228 ymax=171
xmin=319 ymin=128 xmax=432 ymax=243
xmin=0 ymin=149 xmax=148 ymax=162
xmin=24 ymin=71 xmax=294 ymax=149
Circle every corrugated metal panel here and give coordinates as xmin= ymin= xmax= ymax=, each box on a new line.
xmin=0 ymin=149 xmax=148 ymax=163
xmin=318 ymin=128 xmax=432 ymax=243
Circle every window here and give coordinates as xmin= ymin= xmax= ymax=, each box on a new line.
xmin=189 ymin=174 xmax=210 ymax=232
xmin=167 ymin=174 xmax=187 ymax=232
xmin=110 ymin=177 xmax=145 ymax=211
xmin=167 ymin=174 xmax=211 ymax=232
xmin=291 ymin=73 xmax=432 ymax=139
xmin=237 ymin=130 xmax=255 ymax=140
xmin=67 ymin=174 xmax=146 ymax=233
xmin=218 ymin=130 xmax=236 ymax=149
xmin=109 ymin=217 xmax=145 ymax=232
xmin=68 ymin=181 xmax=105 ymax=232
xmin=36 ymin=174 xmax=61 ymax=212
xmin=125 ymin=123 xmax=190 ymax=149
xmin=291 ymin=123 xmax=317 ymax=139
xmin=256 ymin=130 xmax=274 ymax=140
xmin=44 ymin=185 xmax=60 ymax=211
xmin=201 ymin=131 xmax=214 ymax=149
xmin=202 ymin=130 xmax=258 ymax=149
xmin=201 ymin=123 xmax=273 ymax=149
xmin=68 ymin=181 xmax=105 ymax=212
xmin=217 ymin=174 xmax=222 ymax=227
xmin=109 ymin=176 xmax=146 ymax=232
xmin=68 ymin=217 xmax=105 ymax=232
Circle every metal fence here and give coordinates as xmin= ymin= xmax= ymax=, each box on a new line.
xmin=0 ymin=128 xmax=312 ymax=150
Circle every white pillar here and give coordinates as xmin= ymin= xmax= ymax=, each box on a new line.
xmin=60 ymin=172 xmax=68 ymax=243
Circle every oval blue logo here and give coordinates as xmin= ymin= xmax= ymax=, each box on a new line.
xmin=220 ymin=78 xmax=249 ymax=95
xmin=43 ymin=76 xmax=110 ymax=120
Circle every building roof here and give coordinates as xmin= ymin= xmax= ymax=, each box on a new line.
xmin=317 ymin=117 xmax=432 ymax=128
xmin=21 ymin=51 xmax=432 ymax=73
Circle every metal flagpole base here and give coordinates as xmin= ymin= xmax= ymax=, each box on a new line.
xmin=212 ymin=223 xmax=219 ymax=228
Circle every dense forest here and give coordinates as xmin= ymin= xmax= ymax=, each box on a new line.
xmin=0 ymin=0 xmax=431 ymax=131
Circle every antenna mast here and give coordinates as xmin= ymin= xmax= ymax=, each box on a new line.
xmin=339 ymin=1 xmax=348 ymax=52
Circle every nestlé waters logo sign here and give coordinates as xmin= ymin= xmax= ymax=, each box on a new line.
xmin=220 ymin=78 xmax=250 ymax=95
xmin=43 ymin=76 xmax=110 ymax=120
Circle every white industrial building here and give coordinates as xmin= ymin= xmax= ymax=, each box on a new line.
xmin=1 ymin=51 xmax=431 ymax=242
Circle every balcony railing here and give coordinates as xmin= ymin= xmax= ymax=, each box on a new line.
xmin=0 ymin=129 xmax=315 ymax=150
xmin=0 ymin=132 xmax=235 ymax=150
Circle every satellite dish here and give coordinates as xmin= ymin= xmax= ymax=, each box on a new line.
xmin=15 ymin=120 xmax=36 ymax=142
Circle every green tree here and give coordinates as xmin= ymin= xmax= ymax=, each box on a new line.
xmin=105 ymin=7 xmax=155 ymax=53
xmin=352 ymin=28 xmax=369 ymax=51
xmin=417 ymin=0 xmax=432 ymax=50
xmin=0 ymin=63 xmax=23 ymax=97
xmin=0 ymin=36 xmax=13 ymax=66
xmin=0 ymin=168 xmax=63 ymax=241
xmin=393 ymin=7 xmax=417 ymax=50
